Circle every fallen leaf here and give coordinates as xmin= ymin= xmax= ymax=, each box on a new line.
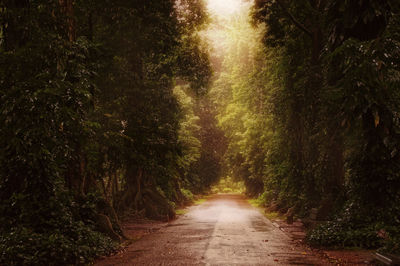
xmin=374 ymin=112 xmax=380 ymax=127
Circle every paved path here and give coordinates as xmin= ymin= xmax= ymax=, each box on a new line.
xmin=96 ymin=194 xmax=329 ymax=265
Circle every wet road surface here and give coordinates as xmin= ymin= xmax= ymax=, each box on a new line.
xmin=96 ymin=194 xmax=329 ymax=265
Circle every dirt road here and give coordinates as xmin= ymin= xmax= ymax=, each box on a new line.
xmin=96 ymin=194 xmax=329 ymax=265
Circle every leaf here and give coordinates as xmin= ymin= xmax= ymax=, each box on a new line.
xmin=374 ymin=112 xmax=380 ymax=127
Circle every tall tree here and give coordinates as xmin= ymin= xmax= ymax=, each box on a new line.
xmin=0 ymin=0 xmax=213 ymax=264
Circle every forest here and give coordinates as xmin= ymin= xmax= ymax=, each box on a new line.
xmin=1 ymin=0 xmax=399 ymax=265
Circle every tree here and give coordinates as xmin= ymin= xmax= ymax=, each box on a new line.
xmin=0 ymin=0 xmax=213 ymax=264
xmin=252 ymin=0 xmax=400 ymax=251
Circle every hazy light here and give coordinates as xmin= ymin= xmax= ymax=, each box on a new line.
xmin=207 ymin=0 xmax=243 ymax=16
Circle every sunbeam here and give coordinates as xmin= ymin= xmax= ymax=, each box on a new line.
xmin=207 ymin=0 xmax=244 ymax=16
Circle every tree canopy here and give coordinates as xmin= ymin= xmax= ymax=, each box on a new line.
xmin=210 ymin=0 xmax=400 ymax=253
xmin=0 ymin=0 xmax=217 ymax=264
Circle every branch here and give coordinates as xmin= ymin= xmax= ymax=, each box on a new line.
xmin=275 ymin=0 xmax=312 ymax=37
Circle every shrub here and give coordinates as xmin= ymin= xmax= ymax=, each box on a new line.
xmin=307 ymin=220 xmax=381 ymax=248
xmin=0 ymin=225 xmax=116 ymax=265
xmin=180 ymin=188 xmax=194 ymax=202
xmin=0 ymin=191 xmax=118 ymax=265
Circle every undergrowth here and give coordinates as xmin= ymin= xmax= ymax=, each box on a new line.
xmin=307 ymin=202 xmax=400 ymax=255
xmin=0 ymin=191 xmax=118 ymax=265
xmin=248 ymin=197 xmax=284 ymax=221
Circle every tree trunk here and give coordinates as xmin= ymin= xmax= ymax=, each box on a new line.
xmin=134 ymin=168 xmax=143 ymax=211
xmin=58 ymin=0 xmax=75 ymax=42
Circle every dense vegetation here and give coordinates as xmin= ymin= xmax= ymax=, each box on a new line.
xmin=1 ymin=0 xmax=400 ymax=264
xmin=208 ymin=0 xmax=400 ymax=254
xmin=0 ymin=0 xmax=226 ymax=264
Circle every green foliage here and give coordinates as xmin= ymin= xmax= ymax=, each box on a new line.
xmin=0 ymin=191 xmax=117 ymax=265
xmin=194 ymin=198 xmax=207 ymax=205
xmin=248 ymin=196 xmax=284 ymax=221
xmin=307 ymin=221 xmax=381 ymax=249
xmin=211 ymin=176 xmax=245 ymax=194
xmin=307 ymin=200 xmax=400 ymax=253
xmin=175 ymin=209 xmax=188 ymax=215
xmin=213 ymin=0 xmax=400 ymax=253
xmin=247 ymin=198 xmax=263 ymax=208
xmin=308 ymin=6 xmax=400 ymax=253
xmin=250 ymin=0 xmax=400 ymax=206
xmin=379 ymin=226 xmax=400 ymax=255
xmin=174 ymin=83 xmax=226 ymax=194
xmin=0 ymin=224 xmax=116 ymax=266
xmin=0 ymin=0 xmax=213 ymax=264
xmin=307 ymin=202 xmax=400 ymax=253
xmin=208 ymin=5 xmax=270 ymax=197
xmin=180 ymin=188 xmax=195 ymax=203
xmin=0 ymin=2 xmax=122 ymax=263
xmin=3 ymin=0 xmax=400 ymax=262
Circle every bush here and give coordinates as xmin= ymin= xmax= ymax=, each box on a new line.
xmin=211 ymin=176 xmax=245 ymax=194
xmin=180 ymin=188 xmax=194 ymax=202
xmin=307 ymin=202 xmax=400 ymax=254
xmin=307 ymin=221 xmax=400 ymax=255
xmin=377 ymin=226 xmax=400 ymax=255
xmin=0 ymin=225 xmax=116 ymax=265
xmin=307 ymin=220 xmax=381 ymax=248
xmin=0 ymin=191 xmax=118 ymax=265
